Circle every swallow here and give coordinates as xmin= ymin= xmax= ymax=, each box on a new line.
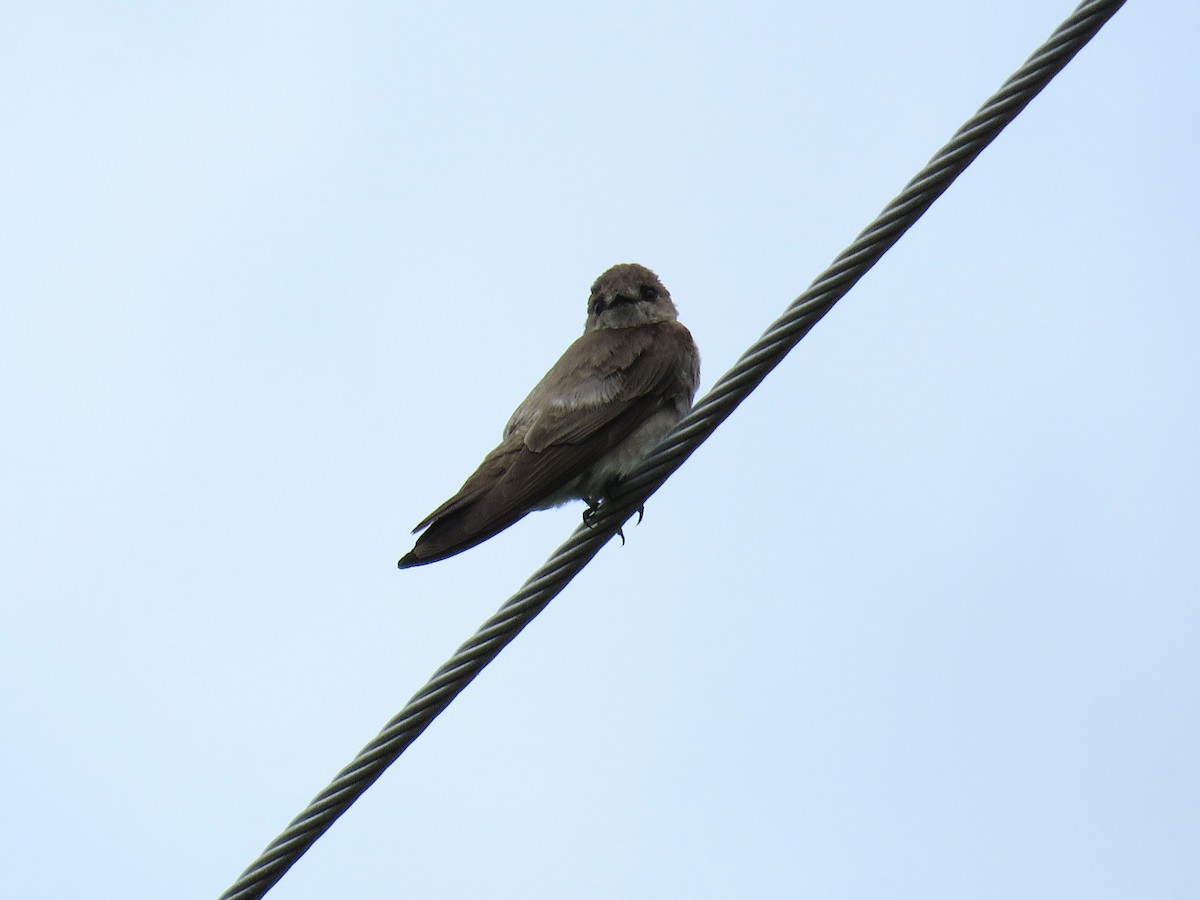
xmin=398 ymin=262 xmax=700 ymax=568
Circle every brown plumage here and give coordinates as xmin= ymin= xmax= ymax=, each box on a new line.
xmin=398 ymin=263 xmax=699 ymax=568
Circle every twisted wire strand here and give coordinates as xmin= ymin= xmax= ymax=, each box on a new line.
xmin=219 ymin=1 xmax=1126 ymax=896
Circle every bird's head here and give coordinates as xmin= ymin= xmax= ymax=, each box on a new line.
xmin=585 ymin=263 xmax=679 ymax=330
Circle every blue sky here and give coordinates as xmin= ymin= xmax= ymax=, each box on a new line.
xmin=3 ymin=2 xmax=1198 ymax=898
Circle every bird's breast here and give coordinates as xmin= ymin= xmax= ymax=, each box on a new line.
xmin=573 ymin=404 xmax=684 ymax=500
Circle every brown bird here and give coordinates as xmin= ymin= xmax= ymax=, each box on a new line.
xmin=398 ymin=263 xmax=700 ymax=568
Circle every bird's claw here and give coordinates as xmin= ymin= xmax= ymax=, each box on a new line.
xmin=582 ymin=496 xmax=641 ymax=545
xmin=583 ymin=498 xmax=627 ymax=545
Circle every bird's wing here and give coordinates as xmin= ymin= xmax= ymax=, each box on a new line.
xmin=399 ymin=323 xmax=692 ymax=567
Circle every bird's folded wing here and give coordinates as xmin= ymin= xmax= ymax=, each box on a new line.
xmin=413 ymin=393 xmax=657 ymax=540
xmin=403 ymin=329 xmax=689 ymax=565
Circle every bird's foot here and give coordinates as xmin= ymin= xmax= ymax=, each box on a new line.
xmin=582 ymin=497 xmax=627 ymax=546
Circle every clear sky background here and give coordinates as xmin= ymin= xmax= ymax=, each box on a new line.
xmin=3 ymin=2 xmax=1197 ymax=898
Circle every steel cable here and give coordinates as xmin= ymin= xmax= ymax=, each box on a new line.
xmin=219 ymin=1 xmax=1127 ymax=895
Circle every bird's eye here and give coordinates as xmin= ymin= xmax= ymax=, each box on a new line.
xmin=638 ymin=285 xmax=658 ymax=301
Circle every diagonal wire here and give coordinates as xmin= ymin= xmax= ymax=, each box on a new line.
xmin=219 ymin=1 xmax=1127 ymax=896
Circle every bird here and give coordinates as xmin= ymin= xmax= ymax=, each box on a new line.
xmin=398 ymin=262 xmax=700 ymax=568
